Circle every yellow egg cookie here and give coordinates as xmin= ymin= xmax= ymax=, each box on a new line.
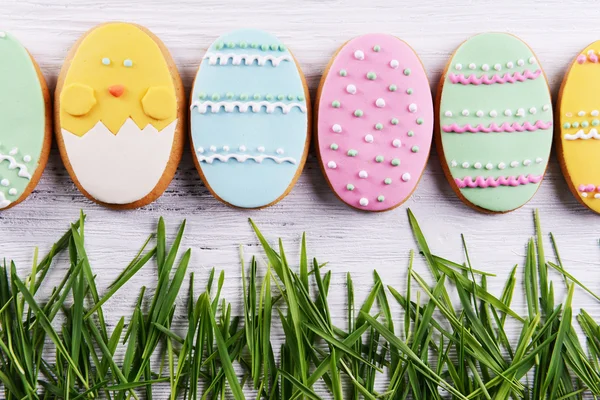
xmin=557 ymin=41 xmax=600 ymax=213
xmin=55 ymin=22 xmax=185 ymax=209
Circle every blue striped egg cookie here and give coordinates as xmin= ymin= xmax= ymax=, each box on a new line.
xmin=190 ymin=29 xmax=310 ymax=208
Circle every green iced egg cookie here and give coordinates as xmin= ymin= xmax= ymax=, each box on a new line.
xmin=0 ymin=32 xmax=48 ymax=210
xmin=438 ymin=33 xmax=552 ymax=213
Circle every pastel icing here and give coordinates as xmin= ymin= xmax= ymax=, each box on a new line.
xmin=0 ymin=32 xmax=46 ymax=209
xmin=58 ymin=23 xmax=180 ymax=205
xmin=191 ymin=29 xmax=309 ymax=208
xmin=59 ymin=23 xmax=177 ymax=136
xmin=316 ymin=34 xmax=433 ymax=211
xmin=61 ymin=120 xmax=176 ymax=204
xmin=558 ymin=40 xmax=600 ymax=213
xmin=439 ymin=33 xmax=552 ymax=212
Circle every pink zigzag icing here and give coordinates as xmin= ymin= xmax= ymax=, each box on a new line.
xmin=448 ymin=70 xmax=542 ymax=85
xmin=455 ymin=174 xmax=543 ymax=189
xmin=578 ymin=184 xmax=597 ymax=193
xmin=442 ymin=120 xmax=552 ymax=133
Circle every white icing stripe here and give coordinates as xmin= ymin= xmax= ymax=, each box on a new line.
xmin=0 ymin=153 xmax=32 ymax=179
xmin=451 ymin=158 xmax=543 ymax=170
xmin=191 ymin=100 xmax=306 ymax=114
xmin=203 ymin=52 xmax=292 ymax=67
xmin=454 ymin=57 xmax=536 ymax=71
xmin=565 ymin=128 xmax=600 ymax=140
xmin=0 ymin=191 xmax=10 ymax=209
xmin=198 ymin=153 xmax=297 ymax=165
xmin=444 ymin=105 xmax=549 ymax=118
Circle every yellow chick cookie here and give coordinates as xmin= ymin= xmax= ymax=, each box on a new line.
xmin=55 ymin=22 xmax=184 ymax=209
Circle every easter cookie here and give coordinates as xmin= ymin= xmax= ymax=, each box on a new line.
xmin=190 ymin=29 xmax=310 ymax=209
xmin=557 ymin=42 xmax=600 ymax=213
xmin=316 ymin=34 xmax=433 ymax=211
xmin=0 ymin=32 xmax=51 ymax=210
xmin=437 ymin=33 xmax=553 ymax=213
xmin=55 ymin=22 xmax=185 ymax=209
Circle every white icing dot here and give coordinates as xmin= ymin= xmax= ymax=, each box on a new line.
xmin=588 ymin=50 xmax=596 ymax=55
xmin=346 ymin=84 xmax=357 ymax=94
xmin=9 ymin=148 xmax=18 ymax=156
xmin=517 ymin=59 xmax=525 ymax=66
xmin=359 ymin=170 xmax=368 ymax=179
xmin=462 ymin=162 xmax=470 ymax=168
xmin=482 ymin=64 xmax=490 ymax=71
xmin=529 ymin=107 xmax=537 ymax=114
xmin=332 ymin=124 xmax=342 ymax=133
xmin=543 ymin=104 xmax=550 ymax=112
xmin=489 ymin=110 xmax=498 ymax=118
xmin=365 ymin=134 xmax=374 ymax=143
xmin=494 ymin=63 xmax=501 ymax=71
xmin=392 ymin=139 xmax=401 ymax=148
xmin=535 ymin=157 xmax=543 ymax=164
xmin=209 ymin=145 xmax=217 ymax=152
xmin=444 ymin=111 xmax=453 ymax=117
xmin=239 ymin=145 xmax=246 ymax=152
xmin=506 ymin=61 xmax=514 ymax=68
xmin=376 ymin=98 xmax=386 ymax=108
xmin=523 ymin=159 xmax=532 ymax=166
xmin=390 ymin=60 xmax=399 ymax=69
xmin=354 ymin=50 xmax=365 ymax=60
xmin=474 ymin=162 xmax=482 ymax=169
xmin=8 ymin=188 xmax=17 ymax=196
xmin=468 ymin=63 xmax=476 ymax=70
xmin=327 ymin=161 xmax=337 ymax=169
xmin=510 ymin=161 xmax=519 ymax=168
xmin=401 ymin=172 xmax=411 ymax=182
xmin=462 ymin=109 xmax=469 ymax=116
xmin=450 ymin=160 xmax=458 ymax=167
xmin=222 ymin=145 xmax=230 ymax=152
xmin=197 ymin=147 xmax=205 ymax=154
xmin=582 ymin=192 xmax=588 ymax=198
xmin=498 ymin=162 xmax=506 ymax=170
xmin=23 ymin=155 xmax=32 ymax=163
xmin=529 ymin=56 xmax=536 ymax=64
xmin=359 ymin=198 xmax=369 ymax=206
xmin=257 ymin=146 xmax=266 ymax=153
xmin=516 ymin=108 xmax=525 ymax=117
xmin=566 ymin=112 xmax=573 ymax=117
xmin=592 ymin=110 xmax=599 ymax=117
xmin=455 ymin=63 xmax=462 ymax=70
xmin=485 ymin=163 xmax=493 ymax=170
xmin=476 ymin=110 xmax=483 ymax=117
xmin=578 ymin=111 xmax=586 ymax=117
xmin=0 ymin=32 xmax=6 ymax=38
xmin=504 ymin=109 xmax=512 ymax=117
xmin=1 ymin=179 xmax=8 ymax=187
xmin=595 ymin=194 xmax=600 ymax=199
xmin=408 ymin=103 xmax=417 ymax=113
xmin=276 ymin=148 xmax=284 ymax=155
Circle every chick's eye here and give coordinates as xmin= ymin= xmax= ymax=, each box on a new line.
xmin=123 ymin=59 xmax=133 ymax=68
xmin=101 ymin=57 xmax=111 ymax=66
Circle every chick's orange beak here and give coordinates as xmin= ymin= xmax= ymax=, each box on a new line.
xmin=108 ymin=84 xmax=125 ymax=98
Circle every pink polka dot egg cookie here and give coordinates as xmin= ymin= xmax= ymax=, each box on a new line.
xmin=316 ymin=34 xmax=433 ymax=211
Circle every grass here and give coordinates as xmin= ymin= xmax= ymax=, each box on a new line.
xmin=0 ymin=209 xmax=599 ymax=399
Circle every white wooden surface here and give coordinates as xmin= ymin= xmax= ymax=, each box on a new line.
xmin=2 ymin=0 xmax=600 ymax=396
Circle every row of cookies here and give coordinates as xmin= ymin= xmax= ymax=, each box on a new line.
xmin=0 ymin=24 xmax=595 ymax=213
